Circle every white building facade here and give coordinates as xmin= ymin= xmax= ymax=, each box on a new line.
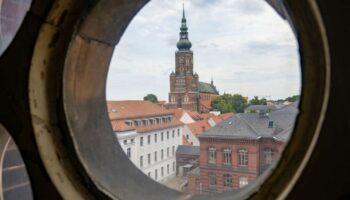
xmin=108 ymin=101 xmax=184 ymax=182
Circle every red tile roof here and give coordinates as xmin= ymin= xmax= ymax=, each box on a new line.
xmin=210 ymin=115 xmax=223 ymax=124
xmin=168 ymin=108 xmax=184 ymax=120
xmin=219 ymin=112 xmax=234 ymax=120
xmin=108 ymin=100 xmax=183 ymax=133
xmin=156 ymin=100 xmax=166 ymax=107
xmin=200 ymin=100 xmax=212 ymax=109
xmin=187 ymin=111 xmax=202 ymax=121
xmin=187 ymin=120 xmax=211 ymax=137
xmin=107 ymin=100 xmax=172 ymax=120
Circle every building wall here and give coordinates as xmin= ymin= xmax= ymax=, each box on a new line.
xmin=183 ymin=125 xmax=199 ymax=146
xmin=199 ymin=93 xmax=219 ymax=101
xmin=117 ymin=126 xmax=183 ymax=182
xmin=179 ymin=112 xmax=195 ymax=124
xmin=198 ymin=138 xmax=259 ymax=194
xmin=175 ymin=153 xmax=199 ymax=176
xmin=186 ymin=136 xmax=287 ymax=194
xmin=258 ymin=138 xmax=286 ymax=174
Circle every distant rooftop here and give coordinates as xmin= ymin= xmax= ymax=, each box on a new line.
xmin=198 ymin=82 xmax=219 ymax=94
xmin=200 ymin=102 xmax=299 ymax=142
xmin=176 ymin=145 xmax=200 ymax=155
xmin=108 ymin=100 xmax=172 ymax=120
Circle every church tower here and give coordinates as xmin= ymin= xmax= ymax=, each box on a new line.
xmin=168 ymin=4 xmax=200 ymax=111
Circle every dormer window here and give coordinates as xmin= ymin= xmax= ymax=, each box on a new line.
xmin=268 ymin=121 xmax=274 ymax=128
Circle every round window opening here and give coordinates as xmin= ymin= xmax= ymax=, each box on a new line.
xmin=59 ymin=0 xmax=329 ymax=199
xmin=106 ymin=0 xmax=300 ymax=197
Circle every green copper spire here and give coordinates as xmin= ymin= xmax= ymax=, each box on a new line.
xmin=177 ymin=3 xmax=192 ymax=50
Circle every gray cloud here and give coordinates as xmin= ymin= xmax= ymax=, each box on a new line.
xmin=107 ymin=0 xmax=300 ymax=101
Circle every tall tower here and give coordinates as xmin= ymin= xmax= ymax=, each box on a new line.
xmin=168 ymin=4 xmax=200 ymax=111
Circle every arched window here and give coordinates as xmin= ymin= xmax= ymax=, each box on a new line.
xmin=238 ymin=149 xmax=248 ymax=167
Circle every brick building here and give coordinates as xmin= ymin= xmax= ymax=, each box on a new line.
xmin=165 ymin=5 xmax=219 ymax=113
xmin=186 ymin=103 xmax=298 ymax=194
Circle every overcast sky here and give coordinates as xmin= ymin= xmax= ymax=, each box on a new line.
xmin=106 ymin=0 xmax=301 ymax=101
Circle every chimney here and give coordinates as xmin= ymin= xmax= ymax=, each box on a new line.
xmin=201 ymin=126 xmax=206 ymax=132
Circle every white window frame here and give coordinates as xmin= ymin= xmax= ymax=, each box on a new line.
xmin=238 ymin=149 xmax=248 ymax=167
xmin=208 ymin=147 xmax=216 ymax=164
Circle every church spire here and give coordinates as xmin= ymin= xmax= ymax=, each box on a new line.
xmin=177 ymin=3 xmax=192 ymax=50
xmin=182 ymin=3 xmax=185 ymax=18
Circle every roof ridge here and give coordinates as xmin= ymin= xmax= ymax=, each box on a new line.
xmin=236 ymin=114 xmax=260 ymax=137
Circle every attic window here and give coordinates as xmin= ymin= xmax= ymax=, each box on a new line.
xmin=268 ymin=121 xmax=274 ymax=128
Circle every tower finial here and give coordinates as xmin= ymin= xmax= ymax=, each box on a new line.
xmin=211 ymin=76 xmax=214 ymax=85
xmin=182 ymin=2 xmax=185 ymax=18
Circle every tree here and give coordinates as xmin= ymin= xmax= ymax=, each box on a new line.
xmin=249 ymin=96 xmax=267 ymax=105
xmin=143 ymin=94 xmax=158 ymax=103
xmin=211 ymin=93 xmax=247 ymax=113
xmin=285 ymin=95 xmax=300 ymax=102
xmin=231 ymin=94 xmax=247 ymax=113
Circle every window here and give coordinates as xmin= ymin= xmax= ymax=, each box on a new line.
xmin=127 ymin=148 xmax=131 ymax=158
xmin=140 ymin=137 xmax=143 ymax=146
xmin=155 ymin=169 xmax=158 ymax=180
xmin=268 ymin=120 xmax=274 ymax=128
xmin=239 ymin=177 xmax=249 ymax=188
xmin=161 ymin=167 xmax=164 ymax=177
xmin=172 ymin=146 xmax=175 ymax=156
xmin=172 ymin=130 xmax=175 ymax=138
xmin=161 ymin=149 xmax=164 ymax=160
xmin=140 ymin=156 xmax=143 ymax=167
xmin=177 ymin=129 xmax=180 ymax=137
xmin=148 ymin=172 xmax=151 ymax=177
xmin=131 ymin=138 xmax=134 ymax=143
xmin=223 ymin=174 xmax=233 ymax=189
xmin=223 ymin=148 xmax=232 ymax=165
xmin=186 ymin=134 xmax=189 ymax=139
xmin=208 ymin=172 xmax=216 ymax=189
xmin=172 ymin=162 xmax=175 ymax=172
xmin=147 ymin=135 xmax=151 ymax=144
xmin=154 ymin=133 xmax=157 ymax=143
xmin=147 ymin=153 xmax=151 ymax=164
xmin=264 ymin=147 xmax=273 ymax=164
xmin=154 ymin=151 xmax=157 ymax=162
xmin=167 ymin=147 xmax=169 ymax=157
xmin=161 ymin=132 xmax=164 ymax=141
xmin=124 ymin=140 xmax=127 ymax=144
xmin=208 ymin=147 xmax=216 ymax=164
xmin=167 ymin=164 xmax=170 ymax=174
xmin=184 ymin=95 xmax=189 ymax=102
xmin=167 ymin=131 xmax=169 ymax=139
xmin=238 ymin=149 xmax=248 ymax=167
